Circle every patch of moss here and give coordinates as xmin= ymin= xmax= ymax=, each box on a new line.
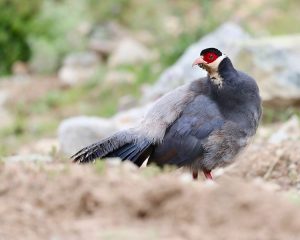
xmin=262 ymin=107 xmax=300 ymax=124
xmin=94 ymin=160 xmax=106 ymax=175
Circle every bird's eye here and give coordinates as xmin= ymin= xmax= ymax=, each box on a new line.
xmin=209 ymin=54 xmax=214 ymax=60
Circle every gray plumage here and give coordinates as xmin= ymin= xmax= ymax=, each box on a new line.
xmin=72 ymin=48 xmax=262 ymax=178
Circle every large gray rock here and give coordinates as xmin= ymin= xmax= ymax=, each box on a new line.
xmin=58 ymin=116 xmax=117 ymax=155
xmin=142 ymin=22 xmax=251 ymax=102
xmin=143 ymin=23 xmax=300 ymax=106
xmin=58 ymin=51 xmax=100 ymax=86
xmin=58 ymin=106 xmax=150 ymax=155
xmin=236 ymin=35 xmax=300 ymax=106
xmin=112 ymin=104 xmax=150 ymax=130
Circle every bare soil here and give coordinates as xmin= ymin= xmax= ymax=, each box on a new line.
xmin=1 ymin=140 xmax=300 ymax=240
xmin=232 ymin=140 xmax=300 ymax=191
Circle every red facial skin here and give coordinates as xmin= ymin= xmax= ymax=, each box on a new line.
xmin=202 ymin=52 xmax=219 ymax=64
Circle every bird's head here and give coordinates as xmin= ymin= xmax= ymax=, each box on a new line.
xmin=192 ymin=48 xmax=228 ymax=87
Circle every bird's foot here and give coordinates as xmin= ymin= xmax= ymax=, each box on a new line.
xmin=192 ymin=170 xmax=213 ymax=180
xmin=192 ymin=171 xmax=198 ymax=180
xmin=203 ymin=170 xmax=213 ymax=180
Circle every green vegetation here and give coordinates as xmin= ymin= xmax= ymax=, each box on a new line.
xmin=1 ymin=0 xmax=299 ymax=75
xmin=268 ymin=0 xmax=300 ymax=35
xmin=1 ymin=0 xmax=299 ymax=158
xmin=0 ymin=0 xmax=41 ymax=74
xmin=262 ymin=107 xmax=300 ymax=124
xmin=94 ymin=161 xmax=106 ymax=175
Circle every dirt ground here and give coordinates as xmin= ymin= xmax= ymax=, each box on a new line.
xmin=1 ymin=140 xmax=300 ymax=240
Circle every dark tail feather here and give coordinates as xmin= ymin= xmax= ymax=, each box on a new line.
xmin=71 ymin=130 xmax=154 ymax=166
xmin=105 ymin=141 xmax=153 ymax=167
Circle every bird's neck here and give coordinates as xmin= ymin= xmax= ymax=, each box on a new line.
xmin=207 ymin=57 xmax=238 ymax=89
xmin=217 ymin=57 xmax=238 ymax=83
xmin=210 ymin=58 xmax=241 ymax=105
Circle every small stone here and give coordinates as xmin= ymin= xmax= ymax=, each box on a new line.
xmin=118 ymin=95 xmax=137 ymax=111
xmin=12 ymin=61 xmax=30 ymax=76
xmin=106 ymin=158 xmax=122 ymax=167
xmin=19 ymin=138 xmax=58 ymax=155
xmin=104 ymin=70 xmax=135 ymax=86
xmin=179 ymin=173 xmax=193 ymax=183
xmin=269 ymin=115 xmax=300 ymax=144
xmin=214 ymin=168 xmax=225 ymax=177
xmin=0 ymin=84 xmax=14 ymax=128
xmin=88 ymin=22 xmax=128 ymax=57
xmin=252 ymin=178 xmax=281 ymax=191
xmin=122 ymin=161 xmax=138 ymax=171
xmin=4 ymin=154 xmax=52 ymax=163
xmin=108 ymin=38 xmax=155 ymax=67
xmin=58 ymin=51 xmax=100 ymax=86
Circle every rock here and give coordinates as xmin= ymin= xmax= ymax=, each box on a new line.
xmin=0 ymin=89 xmax=12 ymax=129
xmin=104 ymin=70 xmax=135 ymax=86
xmin=112 ymin=105 xmax=150 ymax=130
xmin=8 ymin=61 xmax=31 ymax=81
xmin=88 ymin=22 xmax=128 ymax=57
xmin=0 ymin=108 xmax=13 ymax=129
xmin=108 ymin=38 xmax=155 ymax=67
xmin=141 ymin=22 xmax=300 ymax=107
xmin=105 ymin=157 xmax=122 ymax=167
xmin=118 ymin=95 xmax=138 ymax=111
xmin=58 ymin=104 xmax=150 ymax=155
xmin=142 ymin=22 xmax=250 ymax=102
xmin=75 ymin=21 xmax=92 ymax=37
xmin=18 ymin=138 xmax=58 ymax=155
xmin=268 ymin=115 xmax=300 ymax=144
xmin=29 ymin=38 xmax=61 ymax=74
xmin=12 ymin=61 xmax=30 ymax=76
xmin=236 ymin=35 xmax=300 ymax=107
xmin=4 ymin=154 xmax=52 ymax=163
xmin=58 ymin=116 xmax=117 ymax=155
xmin=0 ymin=89 xmax=9 ymax=107
xmin=134 ymin=30 xmax=156 ymax=45
xmin=58 ymin=51 xmax=100 ymax=86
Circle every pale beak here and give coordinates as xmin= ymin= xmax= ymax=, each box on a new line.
xmin=192 ymin=56 xmax=207 ymax=67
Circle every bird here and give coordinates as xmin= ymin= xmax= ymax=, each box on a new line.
xmin=72 ymin=47 xmax=262 ymax=180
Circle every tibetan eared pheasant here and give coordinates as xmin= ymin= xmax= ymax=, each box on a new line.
xmin=72 ymin=47 xmax=262 ymax=180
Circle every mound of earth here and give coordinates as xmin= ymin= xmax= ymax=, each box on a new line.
xmin=0 ymin=159 xmax=300 ymax=240
xmin=231 ymin=140 xmax=300 ymax=191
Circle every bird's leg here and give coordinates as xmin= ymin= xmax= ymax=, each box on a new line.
xmin=192 ymin=171 xmax=198 ymax=180
xmin=203 ymin=170 xmax=213 ymax=180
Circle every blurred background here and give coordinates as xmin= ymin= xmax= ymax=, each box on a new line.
xmin=1 ymin=1 xmax=300 ymax=239
xmin=0 ymin=0 xmax=300 ymax=159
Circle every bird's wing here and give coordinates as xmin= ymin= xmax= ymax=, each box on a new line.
xmin=72 ymin=78 xmax=210 ymax=164
xmin=148 ymin=95 xmax=224 ymax=167
xmin=134 ymin=78 xmax=210 ymax=143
